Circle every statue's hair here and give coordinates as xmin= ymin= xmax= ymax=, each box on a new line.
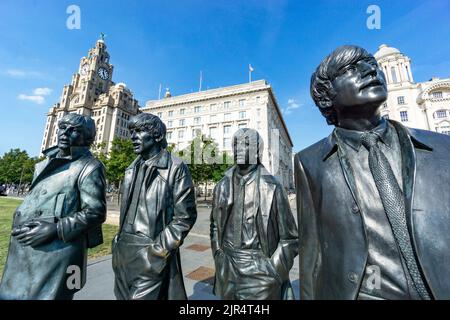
xmin=128 ymin=113 xmax=168 ymax=148
xmin=310 ymin=45 xmax=372 ymax=125
xmin=59 ymin=113 xmax=96 ymax=146
xmin=232 ymin=128 xmax=264 ymax=164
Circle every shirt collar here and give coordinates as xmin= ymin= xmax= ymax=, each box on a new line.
xmin=234 ymin=166 xmax=259 ymax=185
xmin=334 ymin=118 xmax=393 ymax=152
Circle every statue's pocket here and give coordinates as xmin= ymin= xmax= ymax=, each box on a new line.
xmin=54 ymin=193 xmax=66 ymax=218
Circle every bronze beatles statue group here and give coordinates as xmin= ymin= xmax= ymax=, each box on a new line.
xmin=1 ymin=45 xmax=449 ymax=300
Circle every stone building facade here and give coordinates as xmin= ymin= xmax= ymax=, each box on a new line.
xmin=40 ymin=39 xmax=141 ymax=154
xmin=375 ymin=44 xmax=450 ymax=135
xmin=143 ymin=80 xmax=294 ymax=190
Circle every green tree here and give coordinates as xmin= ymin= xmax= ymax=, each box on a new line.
xmin=176 ymin=135 xmax=232 ymax=199
xmin=0 ymin=149 xmax=40 ymax=185
xmin=105 ymin=138 xmax=135 ymax=187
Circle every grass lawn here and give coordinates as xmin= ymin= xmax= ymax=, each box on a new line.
xmin=0 ymin=197 xmax=118 ymax=277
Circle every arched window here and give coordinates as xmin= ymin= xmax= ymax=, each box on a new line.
xmin=391 ymin=67 xmax=398 ymax=83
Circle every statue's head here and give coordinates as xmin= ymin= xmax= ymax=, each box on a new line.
xmin=57 ymin=113 xmax=95 ymax=151
xmin=232 ymin=128 xmax=264 ymax=167
xmin=128 ymin=113 xmax=167 ymax=157
xmin=310 ymin=45 xmax=387 ymax=126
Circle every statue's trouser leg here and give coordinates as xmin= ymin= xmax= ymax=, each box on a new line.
xmin=112 ymin=232 xmax=167 ymax=300
xmin=221 ymin=246 xmax=282 ymax=300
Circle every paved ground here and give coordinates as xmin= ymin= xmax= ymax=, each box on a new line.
xmin=75 ymin=198 xmax=299 ymax=300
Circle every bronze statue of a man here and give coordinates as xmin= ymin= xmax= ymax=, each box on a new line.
xmin=210 ymin=128 xmax=298 ymax=300
xmin=294 ymin=45 xmax=450 ymax=300
xmin=0 ymin=113 xmax=106 ymax=300
xmin=112 ymin=113 xmax=197 ymax=300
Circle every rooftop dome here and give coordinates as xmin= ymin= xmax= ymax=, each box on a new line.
xmin=374 ymin=44 xmax=401 ymax=59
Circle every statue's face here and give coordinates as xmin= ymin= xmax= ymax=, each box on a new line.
xmin=57 ymin=122 xmax=85 ymax=150
xmin=130 ymin=126 xmax=157 ymax=155
xmin=330 ymin=55 xmax=387 ymax=115
xmin=233 ymin=133 xmax=259 ymax=165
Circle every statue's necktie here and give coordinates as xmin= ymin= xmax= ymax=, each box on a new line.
xmin=233 ymin=177 xmax=245 ymax=247
xmin=361 ymin=132 xmax=431 ymax=300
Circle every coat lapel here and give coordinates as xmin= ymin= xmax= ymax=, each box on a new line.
xmin=389 ymin=120 xmax=433 ymax=236
xmin=258 ymin=167 xmax=276 ymax=236
xmin=120 ymin=156 xmax=141 ymax=228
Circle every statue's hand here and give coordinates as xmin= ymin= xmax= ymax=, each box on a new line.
xmin=13 ymin=220 xmax=58 ymax=248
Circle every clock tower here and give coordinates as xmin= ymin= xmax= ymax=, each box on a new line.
xmin=40 ymin=37 xmax=141 ymax=154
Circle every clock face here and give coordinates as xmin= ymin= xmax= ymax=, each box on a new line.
xmin=97 ymin=67 xmax=109 ymax=80
xmin=81 ymin=63 xmax=89 ymax=76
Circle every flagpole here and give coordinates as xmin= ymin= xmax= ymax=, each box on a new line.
xmin=158 ymin=83 xmax=162 ymax=100
xmin=199 ymin=71 xmax=203 ymax=92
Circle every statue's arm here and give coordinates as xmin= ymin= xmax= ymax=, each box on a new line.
xmin=293 ymin=153 xmax=318 ymax=300
xmin=151 ymin=163 xmax=197 ymax=257
xmin=210 ymin=184 xmax=221 ymax=257
xmin=270 ymin=183 xmax=299 ymax=280
xmin=56 ymin=161 xmax=107 ymax=242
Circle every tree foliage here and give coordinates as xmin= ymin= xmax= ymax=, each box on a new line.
xmin=0 ymin=149 xmax=41 ymax=184
xmin=174 ymin=135 xmax=232 ymax=194
xmin=101 ymin=138 xmax=135 ymax=186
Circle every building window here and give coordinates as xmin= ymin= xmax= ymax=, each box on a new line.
xmin=168 ymin=120 xmax=173 ymax=128
xmin=179 ymin=119 xmax=185 ymax=126
xmin=432 ymin=91 xmax=443 ymax=99
xmin=239 ymin=111 xmax=246 ymax=119
xmin=168 ymin=110 xmax=174 ymax=117
xmin=238 ymin=123 xmax=247 ymax=129
xmin=180 ymin=108 xmax=185 ymax=115
xmin=224 ymin=113 xmax=231 ymax=121
xmin=178 ymin=130 xmax=184 ymax=139
xmin=224 ymin=101 xmax=231 ymax=110
xmin=405 ymin=65 xmax=411 ymax=81
xmin=194 ymin=117 xmax=201 ymax=125
xmin=167 ymin=132 xmax=172 ymax=140
xmin=194 ymin=106 xmax=201 ymax=113
xmin=223 ymin=125 xmax=231 ymax=135
xmin=397 ymin=96 xmax=405 ymax=105
xmin=391 ymin=67 xmax=398 ymax=83
xmin=239 ymin=99 xmax=245 ymax=108
xmin=157 ymin=112 xmax=163 ymax=118
xmin=209 ymin=127 xmax=217 ymax=137
xmin=210 ymin=104 xmax=216 ymax=112
xmin=256 ymin=96 xmax=260 ymax=103
xmin=400 ymin=111 xmax=408 ymax=122
xmin=435 ymin=110 xmax=447 ymax=119
xmin=257 ymin=108 xmax=261 ymax=117
xmin=223 ymin=138 xmax=231 ymax=149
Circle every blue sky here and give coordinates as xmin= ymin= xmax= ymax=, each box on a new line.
xmin=0 ymin=0 xmax=449 ymax=156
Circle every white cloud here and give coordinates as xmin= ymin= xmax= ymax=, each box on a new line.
xmin=33 ymin=87 xmax=52 ymax=96
xmin=284 ymin=98 xmax=302 ymax=114
xmin=6 ymin=69 xmax=44 ymax=78
xmin=18 ymin=94 xmax=45 ymax=104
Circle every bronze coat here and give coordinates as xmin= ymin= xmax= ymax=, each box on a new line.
xmin=295 ymin=120 xmax=450 ymax=300
xmin=113 ymin=150 xmax=197 ymax=300
xmin=0 ymin=146 xmax=106 ymax=299
xmin=210 ymin=165 xmax=298 ymax=299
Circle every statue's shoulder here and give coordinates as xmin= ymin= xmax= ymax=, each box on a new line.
xmin=296 ymin=136 xmax=332 ymax=164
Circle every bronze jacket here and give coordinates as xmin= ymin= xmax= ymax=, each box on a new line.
xmin=210 ymin=165 xmax=298 ymax=299
xmin=295 ymin=120 xmax=450 ymax=300
xmin=116 ymin=150 xmax=197 ymax=300
xmin=0 ymin=146 xmax=106 ymax=299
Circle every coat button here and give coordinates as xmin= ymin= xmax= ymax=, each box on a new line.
xmin=351 ymin=204 xmax=359 ymax=214
xmin=348 ymin=272 xmax=358 ymax=283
